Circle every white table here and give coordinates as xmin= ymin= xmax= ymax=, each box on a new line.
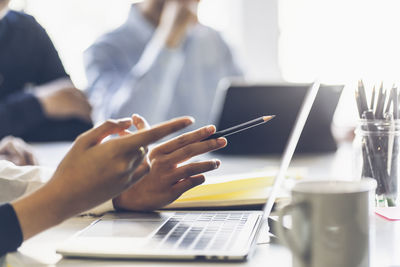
xmin=3 ymin=143 xmax=399 ymax=266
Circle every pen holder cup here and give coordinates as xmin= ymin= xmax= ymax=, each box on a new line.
xmin=354 ymin=119 xmax=400 ymax=207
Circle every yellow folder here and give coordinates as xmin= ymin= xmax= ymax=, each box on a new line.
xmin=164 ymin=169 xmax=305 ymax=209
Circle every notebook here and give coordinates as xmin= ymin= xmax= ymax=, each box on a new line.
xmin=164 ymin=168 xmax=305 ymax=209
xmin=56 ymin=82 xmax=321 ymax=261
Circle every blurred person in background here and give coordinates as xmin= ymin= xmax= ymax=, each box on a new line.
xmin=0 ymin=0 xmax=92 ymax=142
xmin=85 ymin=0 xmax=242 ymax=129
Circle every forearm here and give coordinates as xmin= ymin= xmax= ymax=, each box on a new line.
xmin=11 ymin=179 xmax=114 ymax=240
xmin=0 ymin=161 xmax=62 ymax=241
xmin=11 ymin=184 xmax=65 ymax=240
xmin=0 ymin=93 xmax=46 ymax=138
xmin=3 ymin=170 xmax=112 ymax=242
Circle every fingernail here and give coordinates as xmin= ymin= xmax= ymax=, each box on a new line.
xmin=214 ymin=159 xmax=221 ymax=168
xmin=216 ymin=137 xmax=227 ymax=146
xmin=195 ymin=176 xmax=206 ymax=185
xmin=132 ymin=114 xmax=139 ymax=124
xmin=207 ymin=125 xmax=216 ymax=134
xmin=186 ymin=116 xmax=195 ymax=125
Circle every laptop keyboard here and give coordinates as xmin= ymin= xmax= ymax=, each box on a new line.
xmin=147 ymin=212 xmax=250 ymax=251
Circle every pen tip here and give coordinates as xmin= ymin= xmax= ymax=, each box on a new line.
xmin=263 ymin=115 xmax=275 ymax=122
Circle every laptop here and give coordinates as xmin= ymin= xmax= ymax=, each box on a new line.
xmin=56 ymin=82 xmax=321 ymax=261
xmin=210 ymin=81 xmax=343 ymax=155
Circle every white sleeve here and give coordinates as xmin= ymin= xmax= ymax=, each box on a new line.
xmin=0 ymin=160 xmax=114 ymax=216
xmin=0 ymin=160 xmax=53 ymax=204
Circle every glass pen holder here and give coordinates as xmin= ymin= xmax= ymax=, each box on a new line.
xmin=353 ymin=119 xmax=400 ymax=207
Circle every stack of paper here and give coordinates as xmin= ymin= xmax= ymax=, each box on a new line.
xmin=164 ymin=169 xmax=305 ymax=209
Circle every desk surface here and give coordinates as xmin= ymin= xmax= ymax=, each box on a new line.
xmin=3 ymin=143 xmax=400 ymax=266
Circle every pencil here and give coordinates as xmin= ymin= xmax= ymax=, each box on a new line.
xmin=392 ymin=86 xmax=398 ymax=119
xmin=375 ymin=82 xmax=385 ymax=119
xmin=355 ymin=89 xmax=363 ymax=118
xmin=384 ymin=87 xmax=394 ymax=115
xmin=204 ymin=115 xmax=275 ymax=140
xmin=370 ymin=85 xmax=376 ymax=111
xmin=358 ymin=80 xmax=369 ymax=113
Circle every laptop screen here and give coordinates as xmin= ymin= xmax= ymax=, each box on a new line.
xmin=262 ymin=82 xmax=321 ymax=218
xmin=210 ymin=82 xmax=343 ymax=154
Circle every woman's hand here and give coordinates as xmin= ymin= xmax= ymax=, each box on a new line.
xmin=0 ymin=136 xmax=37 ymax=166
xmin=113 ymin=114 xmax=227 ymax=211
xmin=12 ymin=116 xmax=194 ymax=240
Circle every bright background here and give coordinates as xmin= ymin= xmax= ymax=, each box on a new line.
xmin=9 ymin=0 xmax=400 ymax=126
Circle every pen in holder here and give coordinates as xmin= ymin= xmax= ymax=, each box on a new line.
xmin=354 ymin=81 xmax=400 ymax=207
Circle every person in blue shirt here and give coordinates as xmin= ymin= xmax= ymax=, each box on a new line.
xmin=0 ymin=0 xmax=92 ymax=142
xmin=84 ymin=0 xmax=242 ymax=128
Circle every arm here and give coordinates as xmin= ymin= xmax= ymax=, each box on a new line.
xmin=34 ymin=18 xmax=69 ymax=84
xmin=0 ymin=18 xmax=91 ymax=139
xmin=0 ymin=160 xmax=51 ymax=256
xmin=32 ymin=22 xmax=92 ymax=123
xmin=0 ymin=92 xmax=46 ymax=139
xmin=0 ymin=114 xmax=226 ymax=256
xmin=5 ymin=116 xmax=193 ymax=251
xmin=33 ymin=78 xmax=92 ymax=123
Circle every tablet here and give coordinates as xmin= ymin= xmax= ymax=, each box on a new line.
xmin=209 ymin=81 xmax=344 ymax=155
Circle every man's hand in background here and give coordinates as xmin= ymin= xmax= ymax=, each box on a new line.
xmin=34 ymin=78 xmax=92 ymax=123
xmin=0 ymin=136 xmax=37 ymax=166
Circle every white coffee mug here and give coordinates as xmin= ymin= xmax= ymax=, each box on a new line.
xmin=278 ymin=179 xmax=376 ymax=267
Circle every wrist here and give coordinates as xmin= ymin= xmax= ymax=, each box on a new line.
xmin=112 ymin=195 xmax=125 ymax=210
xmin=11 ymin=185 xmax=66 ymax=240
xmin=112 ymin=194 xmax=137 ymax=211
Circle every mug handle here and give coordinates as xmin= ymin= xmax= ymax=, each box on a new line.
xmin=277 ymin=201 xmax=311 ymax=264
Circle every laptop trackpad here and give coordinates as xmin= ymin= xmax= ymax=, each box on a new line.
xmin=80 ymin=213 xmax=171 ymax=238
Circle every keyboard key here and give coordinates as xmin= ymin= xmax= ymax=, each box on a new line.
xmin=178 ymin=228 xmax=202 ymax=249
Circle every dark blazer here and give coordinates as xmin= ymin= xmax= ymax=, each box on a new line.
xmin=0 ymin=11 xmax=92 ymax=142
